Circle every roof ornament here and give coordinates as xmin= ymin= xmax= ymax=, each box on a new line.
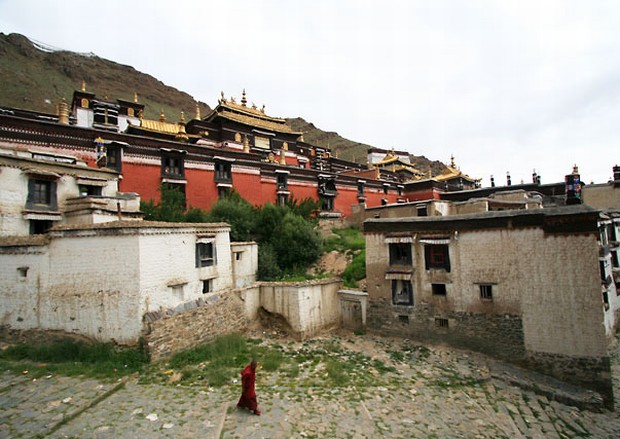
xmin=450 ymin=155 xmax=456 ymax=168
xmin=230 ymin=96 xmax=236 ymax=104
xmin=195 ymin=103 xmax=201 ymax=120
xmin=160 ymin=109 xmax=166 ymax=122
xmin=81 ymin=80 xmax=86 ymax=92
xmin=251 ymin=102 xmax=257 ymax=110
xmin=260 ymin=104 xmax=265 ymax=114
xmin=58 ymin=98 xmax=69 ymax=125
xmin=134 ymin=92 xmax=139 ymax=103
xmin=175 ymin=112 xmax=189 ymax=142
xmin=241 ymin=89 xmax=247 ymax=106
xmin=243 ymin=134 xmax=250 ymax=152
xmin=219 ymin=91 xmax=226 ymax=104
xmin=572 ymin=164 xmax=579 ymax=175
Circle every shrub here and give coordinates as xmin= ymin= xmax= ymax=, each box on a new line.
xmin=257 ymin=244 xmax=282 ymax=281
xmin=341 ymin=250 xmax=366 ymax=288
xmin=270 ymin=212 xmax=322 ymax=272
xmin=206 ymin=191 xmax=255 ymax=241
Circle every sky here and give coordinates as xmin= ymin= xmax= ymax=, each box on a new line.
xmin=0 ymin=0 xmax=619 ymax=186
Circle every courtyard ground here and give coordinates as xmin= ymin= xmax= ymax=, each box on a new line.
xmin=1 ymin=330 xmax=619 ymax=438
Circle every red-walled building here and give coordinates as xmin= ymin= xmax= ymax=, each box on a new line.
xmin=0 ymin=89 xmax=480 ymax=220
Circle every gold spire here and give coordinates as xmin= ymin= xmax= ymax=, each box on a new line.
xmin=241 ymin=89 xmax=247 ymax=106
xmin=243 ymin=134 xmax=250 ymax=152
xmin=219 ymin=91 xmax=226 ymax=104
xmin=134 ymin=92 xmax=138 ymax=103
xmin=58 ymin=98 xmax=69 ymax=125
xmin=195 ymin=103 xmax=201 ymax=120
xmin=81 ymin=80 xmax=86 ymax=92
xmin=160 ymin=109 xmax=166 ymax=122
xmin=279 ymin=147 xmax=286 ymax=165
xmin=450 ymin=155 xmax=455 ymax=168
xmin=175 ymin=112 xmax=189 ymax=142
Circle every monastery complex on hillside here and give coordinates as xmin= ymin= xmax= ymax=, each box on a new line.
xmin=0 ymin=87 xmax=619 ymax=409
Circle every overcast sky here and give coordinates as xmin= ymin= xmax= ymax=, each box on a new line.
xmin=1 ymin=0 xmax=619 ymax=185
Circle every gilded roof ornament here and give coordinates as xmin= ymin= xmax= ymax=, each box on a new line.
xmin=241 ymin=89 xmax=247 ymax=106
xmin=58 ymin=98 xmax=69 ymax=125
xmin=450 ymin=155 xmax=456 ymax=168
xmin=251 ymin=102 xmax=257 ymax=110
xmin=160 ymin=109 xmax=166 ymax=122
xmin=195 ymin=104 xmax=201 ymax=120
xmin=134 ymin=92 xmax=139 ymax=103
xmin=81 ymin=80 xmax=86 ymax=92
xmin=220 ymin=91 xmax=226 ymax=104
xmin=230 ymin=96 xmax=236 ymax=104
xmin=260 ymin=104 xmax=265 ymax=114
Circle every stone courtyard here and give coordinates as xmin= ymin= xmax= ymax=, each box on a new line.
xmin=1 ymin=331 xmax=619 ymax=438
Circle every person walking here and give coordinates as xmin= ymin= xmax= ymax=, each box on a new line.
xmin=237 ymin=359 xmax=260 ymax=415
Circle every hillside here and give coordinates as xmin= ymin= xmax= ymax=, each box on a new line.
xmin=0 ymin=33 xmax=210 ymax=121
xmin=0 ymin=33 xmax=447 ymax=173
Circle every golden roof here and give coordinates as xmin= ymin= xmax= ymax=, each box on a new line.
xmin=434 ymin=156 xmax=478 ymax=183
xmin=206 ymin=91 xmax=301 ymax=135
xmin=139 ymin=118 xmax=181 ymax=135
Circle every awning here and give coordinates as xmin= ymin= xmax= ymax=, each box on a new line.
xmin=419 ymin=238 xmax=450 ymax=245
xmin=77 ymin=177 xmax=108 ymax=186
xmin=385 ymin=236 xmax=413 ymax=244
xmin=385 ymin=271 xmax=413 ymax=280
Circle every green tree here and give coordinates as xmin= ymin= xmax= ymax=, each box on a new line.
xmin=270 ymin=212 xmax=322 ymax=272
xmin=206 ymin=191 xmax=255 ymax=241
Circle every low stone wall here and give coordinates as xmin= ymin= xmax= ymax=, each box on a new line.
xmin=367 ymin=298 xmax=525 ymax=361
xmin=258 ymin=279 xmax=342 ymax=340
xmin=143 ymin=290 xmax=248 ymax=361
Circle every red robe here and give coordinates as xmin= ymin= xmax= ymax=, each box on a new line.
xmin=237 ymin=364 xmax=258 ymax=411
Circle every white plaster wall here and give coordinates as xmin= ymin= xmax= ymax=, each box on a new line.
xmin=138 ymin=227 xmax=233 ymax=314
xmin=0 ymin=167 xmax=28 ymax=236
xmin=0 ymin=247 xmax=50 ymax=329
xmin=44 ymin=233 xmax=142 ymax=342
xmin=231 ymin=242 xmax=258 ymax=288
xmin=75 ymin=107 xmax=93 ymax=128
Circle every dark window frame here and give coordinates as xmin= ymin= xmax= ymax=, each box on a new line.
xmin=432 ymin=283 xmax=447 ymax=296
xmin=479 ymin=284 xmax=493 ymax=301
xmin=26 ymin=178 xmax=58 ymax=211
xmin=161 ymin=154 xmax=185 ymax=179
xmin=424 ymin=244 xmax=451 ymax=272
xmin=389 ymin=243 xmax=412 ymax=265
xmin=214 ymin=161 xmax=232 ymax=183
xmin=392 ymin=279 xmax=414 ymax=306
xmin=196 ymin=242 xmax=216 ymax=267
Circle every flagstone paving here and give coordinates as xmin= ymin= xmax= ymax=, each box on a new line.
xmin=1 ymin=332 xmax=619 ymax=438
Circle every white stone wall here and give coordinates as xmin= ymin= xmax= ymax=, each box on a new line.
xmin=260 ymin=280 xmax=342 ymax=339
xmin=0 ymin=166 xmax=27 ymax=236
xmin=231 ymin=242 xmax=258 ymax=288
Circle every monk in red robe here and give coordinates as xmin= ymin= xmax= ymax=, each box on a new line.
xmin=237 ymin=359 xmax=260 ymax=415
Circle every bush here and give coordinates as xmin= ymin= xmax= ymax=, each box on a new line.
xmin=257 ymin=244 xmax=282 ymax=281
xmin=341 ymin=250 xmax=366 ymax=288
xmin=206 ymin=191 xmax=255 ymax=241
xmin=270 ymin=212 xmax=322 ymax=272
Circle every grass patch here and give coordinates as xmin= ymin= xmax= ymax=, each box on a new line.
xmin=341 ymin=250 xmax=366 ymax=288
xmin=323 ymin=227 xmax=365 ymax=253
xmin=0 ymin=338 xmax=148 ymax=379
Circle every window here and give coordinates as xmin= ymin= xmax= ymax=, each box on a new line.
xmin=196 ymin=242 xmax=216 ymax=267
xmin=277 ymin=193 xmax=288 ymax=206
xmin=397 ymin=186 xmax=403 ymax=196
xmin=357 ymin=181 xmax=365 ymax=197
xmin=33 ymin=180 xmax=51 ymax=204
xmin=321 ymin=196 xmax=334 ymax=212
xmin=30 ymin=220 xmax=53 ymax=235
xmin=383 ymin=184 xmax=389 ymax=195
xmin=416 ymin=205 xmax=428 ymax=217
xmin=214 ymin=161 xmax=232 ymax=183
xmin=79 ymin=185 xmax=102 ymax=197
xmin=235 ymin=252 xmax=242 ymax=261
xmin=27 ymin=178 xmax=57 ymax=211
xmin=106 ymin=145 xmax=122 ymax=172
xmin=171 ymin=284 xmax=184 ymax=299
xmin=479 ymin=284 xmax=493 ymax=301
xmin=202 ymin=280 xmax=211 ymax=294
xmin=398 ymin=315 xmax=409 ymax=324
xmin=432 ymin=283 xmax=447 ymax=296
xmin=254 ymin=136 xmax=270 ymax=149
xmin=389 ymin=243 xmax=412 ymax=265
xmin=424 ymin=244 xmax=451 ymax=272
xmin=162 ymin=155 xmax=184 ymax=179
xmin=276 ymin=173 xmax=288 ymax=190
xmin=435 ymin=318 xmax=449 ymax=328
xmin=392 ymin=280 xmax=414 ymax=306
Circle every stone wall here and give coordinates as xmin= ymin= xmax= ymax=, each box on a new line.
xmin=144 ymin=290 xmax=248 ymax=361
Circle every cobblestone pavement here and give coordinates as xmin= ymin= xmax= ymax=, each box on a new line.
xmin=1 ymin=332 xmax=619 ymax=438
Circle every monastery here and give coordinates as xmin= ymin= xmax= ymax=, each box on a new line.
xmin=0 ymin=87 xmax=619 ymax=408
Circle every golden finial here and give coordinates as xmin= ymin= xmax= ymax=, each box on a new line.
xmin=241 ymin=89 xmax=247 ymax=106
xmin=260 ymin=104 xmax=265 ymax=113
xmin=243 ymin=134 xmax=250 ymax=152
xmin=58 ymin=98 xmax=69 ymax=125
xmin=251 ymin=102 xmax=257 ymax=110
xmin=195 ymin=104 xmax=201 ymax=120
xmin=134 ymin=92 xmax=138 ymax=103
xmin=175 ymin=112 xmax=189 ymax=142
xmin=450 ymin=155 xmax=455 ymax=168
xmin=279 ymin=148 xmax=286 ymax=165
xmin=81 ymin=80 xmax=86 ymax=92
xmin=160 ymin=109 xmax=166 ymax=122
xmin=220 ymin=91 xmax=226 ymax=104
